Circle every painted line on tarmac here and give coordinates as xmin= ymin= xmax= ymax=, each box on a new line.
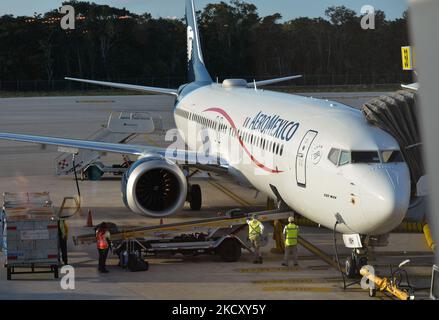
xmin=144 ymin=134 xmax=160 ymax=147
xmin=208 ymin=180 xmax=252 ymax=207
xmin=237 ymin=267 xmax=301 ymax=273
xmin=261 ymin=287 xmax=333 ymax=293
xmin=75 ymin=100 xmax=115 ymax=104
xmin=253 ymin=278 xmax=320 ymax=284
xmin=307 ymin=265 xmax=330 ymax=271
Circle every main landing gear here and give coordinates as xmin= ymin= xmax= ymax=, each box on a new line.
xmin=187 ymin=183 xmax=202 ymax=211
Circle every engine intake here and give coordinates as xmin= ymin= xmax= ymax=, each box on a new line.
xmin=122 ymin=156 xmax=187 ymax=217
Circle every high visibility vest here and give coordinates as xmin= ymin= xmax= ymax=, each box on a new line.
xmin=248 ymin=220 xmax=262 ymax=239
xmin=96 ymin=231 xmax=108 ymax=249
xmin=285 ymin=223 xmax=298 ymax=246
xmin=59 ymin=220 xmax=68 ymax=238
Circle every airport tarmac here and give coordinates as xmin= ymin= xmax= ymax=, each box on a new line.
xmin=0 ymin=93 xmax=434 ymax=300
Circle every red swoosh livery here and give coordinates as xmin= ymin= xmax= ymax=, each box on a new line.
xmin=203 ymin=107 xmax=283 ymax=174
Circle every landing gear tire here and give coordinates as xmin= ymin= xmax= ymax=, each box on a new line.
xmin=189 ymin=184 xmax=202 ymax=211
xmin=345 ymin=256 xmax=358 ymax=279
xmin=358 ymin=256 xmax=368 ymax=270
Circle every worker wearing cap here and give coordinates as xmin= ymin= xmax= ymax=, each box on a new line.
xmin=58 ymin=218 xmax=69 ymax=265
xmin=96 ymin=223 xmax=111 ymax=273
xmin=247 ymin=214 xmax=264 ymax=264
xmin=282 ymin=216 xmax=299 ymax=267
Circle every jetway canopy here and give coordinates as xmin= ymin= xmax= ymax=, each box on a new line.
xmin=362 ymin=91 xmax=425 ymax=195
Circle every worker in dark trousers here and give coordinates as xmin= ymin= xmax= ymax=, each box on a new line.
xmin=96 ymin=223 xmax=111 ymax=273
xmin=58 ymin=218 xmax=69 ymax=265
xmin=247 ymin=214 xmax=264 ymax=264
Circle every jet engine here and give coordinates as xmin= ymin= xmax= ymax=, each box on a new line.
xmin=121 ymin=156 xmax=187 ymax=217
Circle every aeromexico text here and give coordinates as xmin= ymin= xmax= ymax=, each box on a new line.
xmin=243 ymin=111 xmax=300 ymax=141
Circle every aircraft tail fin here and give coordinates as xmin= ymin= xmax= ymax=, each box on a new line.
xmin=186 ymin=0 xmax=212 ymax=83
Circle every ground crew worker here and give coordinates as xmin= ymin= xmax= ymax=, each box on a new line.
xmin=58 ymin=217 xmax=69 ymax=265
xmin=282 ymin=217 xmax=299 ymax=267
xmin=247 ymin=214 xmax=264 ymax=264
xmin=96 ymin=223 xmax=111 ymax=273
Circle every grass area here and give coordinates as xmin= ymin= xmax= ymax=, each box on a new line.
xmin=0 ymin=84 xmax=402 ymax=98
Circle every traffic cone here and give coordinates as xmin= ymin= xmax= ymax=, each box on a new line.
xmin=159 ymin=218 xmax=164 ymax=225
xmin=86 ymin=210 xmax=94 ymax=227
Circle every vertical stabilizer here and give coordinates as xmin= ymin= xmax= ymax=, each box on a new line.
xmin=186 ymin=0 xmax=212 ymax=83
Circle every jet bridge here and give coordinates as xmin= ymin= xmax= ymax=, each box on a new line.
xmin=362 ymin=91 xmax=427 ymax=223
xmin=54 ymin=111 xmax=164 ymax=180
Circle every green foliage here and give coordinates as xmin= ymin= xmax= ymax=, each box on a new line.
xmin=0 ymin=1 xmax=409 ymax=85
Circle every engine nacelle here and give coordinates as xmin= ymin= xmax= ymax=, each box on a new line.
xmin=121 ymin=156 xmax=187 ymax=217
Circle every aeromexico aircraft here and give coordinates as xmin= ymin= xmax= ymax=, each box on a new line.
xmin=0 ymin=0 xmax=410 ymax=273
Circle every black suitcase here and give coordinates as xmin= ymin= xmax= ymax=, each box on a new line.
xmin=127 ymin=253 xmax=149 ymax=272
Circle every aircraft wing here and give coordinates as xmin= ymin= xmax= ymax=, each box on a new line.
xmin=65 ymin=77 xmax=179 ymax=97
xmin=0 ymin=132 xmax=224 ymax=167
xmin=248 ymin=75 xmax=302 ymax=87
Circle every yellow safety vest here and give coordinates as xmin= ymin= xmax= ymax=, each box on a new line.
xmin=285 ymin=223 xmax=298 ymax=246
xmin=59 ymin=220 xmax=68 ymax=238
xmin=248 ymin=220 xmax=262 ymax=239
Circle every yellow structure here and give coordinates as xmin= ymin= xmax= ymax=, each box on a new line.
xmin=360 ymin=266 xmax=411 ymax=300
xmin=401 ymin=46 xmax=414 ymax=71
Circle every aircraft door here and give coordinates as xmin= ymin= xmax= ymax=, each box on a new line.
xmin=296 ymin=130 xmax=318 ymax=187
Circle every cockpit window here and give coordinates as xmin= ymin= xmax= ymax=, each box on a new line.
xmin=339 ymin=151 xmax=351 ymax=166
xmin=351 ymin=151 xmax=380 ymax=164
xmin=328 ymin=148 xmax=340 ymax=165
xmin=382 ymin=150 xmax=404 ymax=163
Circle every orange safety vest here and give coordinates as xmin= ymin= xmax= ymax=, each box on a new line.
xmin=96 ymin=230 xmax=108 ymax=249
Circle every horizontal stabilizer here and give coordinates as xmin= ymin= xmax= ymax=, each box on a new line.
xmin=248 ymin=75 xmax=302 ymax=88
xmin=65 ymin=77 xmax=178 ymax=96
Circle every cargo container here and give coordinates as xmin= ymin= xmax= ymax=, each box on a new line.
xmin=1 ymin=192 xmax=59 ymax=280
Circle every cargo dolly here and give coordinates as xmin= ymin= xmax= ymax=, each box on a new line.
xmin=74 ymin=209 xmax=293 ymax=263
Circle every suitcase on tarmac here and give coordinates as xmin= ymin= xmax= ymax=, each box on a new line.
xmin=127 ymin=253 xmax=149 ymax=272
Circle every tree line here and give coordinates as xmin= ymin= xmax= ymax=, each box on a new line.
xmin=0 ymin=0 xmax=410 ymax=88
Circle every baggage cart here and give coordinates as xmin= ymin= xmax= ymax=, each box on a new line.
xmin=1 ymin=192 xmax=60 ymax=280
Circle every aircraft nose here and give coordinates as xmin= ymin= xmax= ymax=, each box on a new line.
xmin=360 ymin=166 xmax=410 ymax=235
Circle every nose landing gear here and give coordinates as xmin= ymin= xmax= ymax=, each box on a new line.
xmin=345 ymin=249 xmax=369 ymax=279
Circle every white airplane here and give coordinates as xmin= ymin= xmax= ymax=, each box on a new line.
xmin=0 ymin=0 xmax=411 ymax=276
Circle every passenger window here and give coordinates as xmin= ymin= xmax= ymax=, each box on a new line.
xmin=339 ymin=151 xmax=351 ymax=166
xmin=328 ymin=148 xmax=340 ymax=165
xmin=382 ymin=150 xmax=404 ymax=163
